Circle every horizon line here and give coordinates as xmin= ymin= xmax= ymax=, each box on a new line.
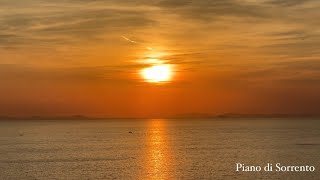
xmin=1 ymin=113 xmax=320 ymax=120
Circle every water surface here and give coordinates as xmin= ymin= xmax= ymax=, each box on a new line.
xmin=0 ymin=119 xmax=319 ymax=179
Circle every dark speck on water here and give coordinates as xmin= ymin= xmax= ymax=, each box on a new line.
xmin=296 ymin=143 xmax=319 ymax=146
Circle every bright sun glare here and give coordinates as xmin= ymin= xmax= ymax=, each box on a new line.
xmin=141 ymin=64 xmax=172 ymax=83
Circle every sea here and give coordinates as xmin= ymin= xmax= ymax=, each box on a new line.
xmin=0 ymin=118 xmax=319 ymax=180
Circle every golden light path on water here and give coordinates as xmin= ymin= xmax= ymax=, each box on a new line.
xmin=143 ymin=119 xmax=175 ymax=180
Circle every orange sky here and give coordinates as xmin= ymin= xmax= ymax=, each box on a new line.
xmin=1 ymin=0 xmax=320 ymax=117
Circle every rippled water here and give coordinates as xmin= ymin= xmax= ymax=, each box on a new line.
xmin=0 ymin=119 xmax=319 ymax=179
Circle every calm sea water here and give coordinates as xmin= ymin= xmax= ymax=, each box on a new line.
xmin=0 ymin=119 xmax=319 ymax=179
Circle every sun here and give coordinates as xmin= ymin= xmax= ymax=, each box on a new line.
xmin=141 ymin=64 xmax=172 ymax=83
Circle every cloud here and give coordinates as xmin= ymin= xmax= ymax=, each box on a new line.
xmin=0 ymin=1 xmax=156 ymax=48
xmin=273 ymin=59 xmax=320 ymax=72
xmin=156 ymin=0 xmax=268 ymax=20
xmin=157 ymin=0 xmax=192 ymax=8
xmin=1 ymin=0 xmax=320 ymax=77
xmin=0 ymin=63 xmax=144 ymax=84
xmin=260 ymin=37 xmax=320 ymax=58
xmin=266 ymin=0 xmax=312 ymax=6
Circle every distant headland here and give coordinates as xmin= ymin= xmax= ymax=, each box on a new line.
xmin=0 ymin=113 xmax=319 ymax=120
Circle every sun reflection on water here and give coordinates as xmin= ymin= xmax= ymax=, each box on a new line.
xmin=144 ymin=119 xmax=175 ymax=180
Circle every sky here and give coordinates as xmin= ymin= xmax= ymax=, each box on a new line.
xmin=0 ymin=0 xmax=320 ymax=117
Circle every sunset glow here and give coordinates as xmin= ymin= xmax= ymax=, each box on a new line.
xmin=0 ymin=0 xmax=319 ymax=117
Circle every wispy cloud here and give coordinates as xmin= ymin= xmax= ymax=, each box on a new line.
xmin=0 ymin=0 xmax=319 ymax=85
xmin=0 ymin=63 xmax=145 ymax=85
xmin=0 ymin=1 xmax=156 ymax=48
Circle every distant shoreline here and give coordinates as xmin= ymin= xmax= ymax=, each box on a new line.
xmin=1 ymin=114 xmax=320 ymax=120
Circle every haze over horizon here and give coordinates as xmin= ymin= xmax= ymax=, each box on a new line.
xmin=1 ymin=0 xmax=320 ymax=117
